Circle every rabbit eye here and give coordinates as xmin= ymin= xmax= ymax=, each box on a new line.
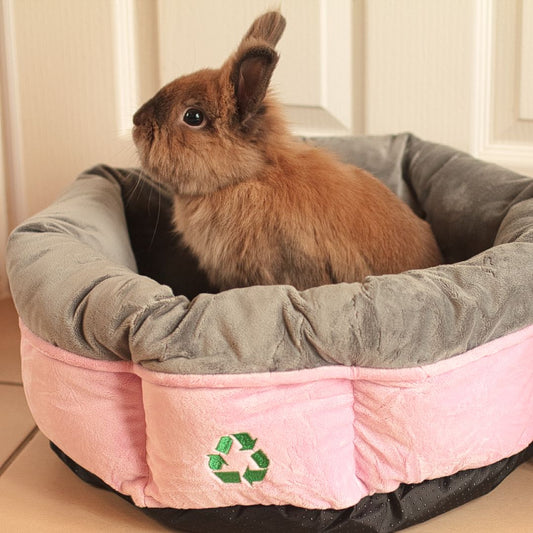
xmin=183 ymin=108 xmax=205 ymax=127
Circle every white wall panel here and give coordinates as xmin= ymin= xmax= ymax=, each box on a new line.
xmin=365 ymin=0 xmax=476 ymax=152
xmin=471 ymin=0 xmax=533 ymax=175
xmin=0 ymin=0 xmax=159 ymax=299
xmin=0 ymin=0 xmax=148 ymax=220
xmin=365 ymin=0 xmax=533 ymax=176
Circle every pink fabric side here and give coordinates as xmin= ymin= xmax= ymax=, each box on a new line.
xmin=352 ymin=332 xmax=533 ymax=493
xmin=20 ymin=323 xmax=150 ymax=505
xmin=139 ymin=368 xmax=360 ymax=509
xmin=19 ymin=320 xmax=533 ymax=510
xmin=136 ymin=323 xmax=533 ymax=508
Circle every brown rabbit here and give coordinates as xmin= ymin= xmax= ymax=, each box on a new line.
xmin=133 ymin=11 xmax=442 ymax=291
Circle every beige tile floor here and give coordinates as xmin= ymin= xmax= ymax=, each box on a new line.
xmin=1 ymin=296 xmax=531 ymax=532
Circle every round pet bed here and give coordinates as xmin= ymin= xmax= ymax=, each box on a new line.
xmin=6 ymin=134 xmax=533 ymax=532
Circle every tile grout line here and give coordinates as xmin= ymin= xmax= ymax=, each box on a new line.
xmin=0 ymin=426 xmax=38 ymax=476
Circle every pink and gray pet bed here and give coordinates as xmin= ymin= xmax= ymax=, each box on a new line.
xmin=6 ymin=134 xmax=533 ymax=532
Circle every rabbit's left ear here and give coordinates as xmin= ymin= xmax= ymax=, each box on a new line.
xmin=231 ymin=45 xmax=278 ymax=124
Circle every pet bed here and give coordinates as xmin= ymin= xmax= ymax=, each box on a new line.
xmin=6 ymin=134 xmax=533 ymax=532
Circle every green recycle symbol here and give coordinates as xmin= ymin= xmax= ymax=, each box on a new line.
xmin=208 ymin=433 xmax=270 ymax=485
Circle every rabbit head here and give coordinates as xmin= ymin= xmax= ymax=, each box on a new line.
xmin=132 ymin=11 xmax=287 ymax=196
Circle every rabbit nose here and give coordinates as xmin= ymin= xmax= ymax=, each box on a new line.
xmin=133 ymin=102 xmax=152 ymax=126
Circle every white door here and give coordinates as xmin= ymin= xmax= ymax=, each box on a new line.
xmin=1 ymin=0 xmax=532 ymax=299
xmin=365 ymin=0 xmax=533 ymax=176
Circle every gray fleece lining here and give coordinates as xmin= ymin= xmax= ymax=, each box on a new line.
xmin=6 ymin=134 xmax=533 ymax=374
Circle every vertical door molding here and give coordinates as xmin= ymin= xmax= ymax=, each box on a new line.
xmin=287 ymin=0 xmax=354 ymax=135
xmin=0 ymin=0 xmax=28 ymax=226
xmin=283 ymin=0 xmax=354 ymax=135
xmin=0 ymin=101 xmax=9 ymax=298
xmin=111 ymin=0 xmax=159 ymax=136
xmin=0 ymin=0 xmax=27 ymax=298
xmin=519 ymin=0 xmax=533 ymax=120
xmin=112 ymin=0 xmax=140 ymax=137
xmin=470 ymin=0 xmax=494 ymax=160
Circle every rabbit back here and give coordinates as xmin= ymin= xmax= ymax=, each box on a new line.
xmin=173 ymin=141 xmax=442 ymax=290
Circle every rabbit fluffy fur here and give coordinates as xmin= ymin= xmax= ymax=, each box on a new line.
xmin=133 ymin=11 xmax=442 ymax=291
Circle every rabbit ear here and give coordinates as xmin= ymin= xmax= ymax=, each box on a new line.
xmin=242 ymin=11 xmax=286 ymax=47
xmin=227 ymin=11 xmax=285 ymax=124
xmin=231 ymin=45 xmax=279 ymax=123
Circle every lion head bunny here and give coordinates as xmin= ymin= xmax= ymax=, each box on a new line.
xmin=133 ymin=11 xmax=442 ymax=291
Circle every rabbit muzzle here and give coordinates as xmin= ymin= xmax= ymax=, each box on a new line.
xmin=133 ymin=100 xmax=156 ymax=128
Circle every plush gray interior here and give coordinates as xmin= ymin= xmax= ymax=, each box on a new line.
xmin=6 ymin=134 xmax=533 ymax=374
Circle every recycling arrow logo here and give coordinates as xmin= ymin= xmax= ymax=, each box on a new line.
xmin=208 ymin=433 xmax=269 ymax=485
